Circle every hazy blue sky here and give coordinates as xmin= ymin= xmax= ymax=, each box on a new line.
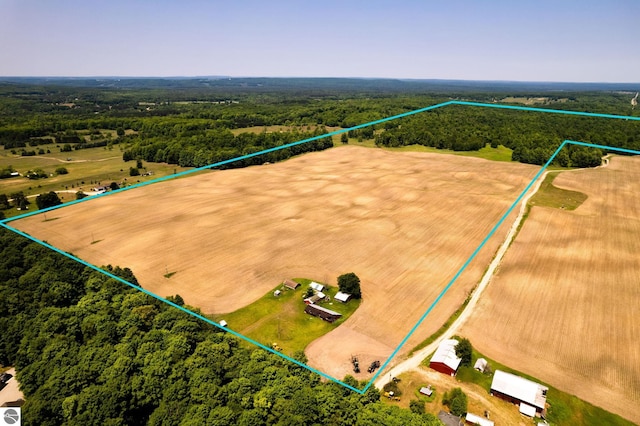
xmin=1 ymin=0 xmax=638 ymax=82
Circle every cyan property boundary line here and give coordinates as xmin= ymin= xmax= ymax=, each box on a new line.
xmin=2 ymin=102 xmax=639 ymax=394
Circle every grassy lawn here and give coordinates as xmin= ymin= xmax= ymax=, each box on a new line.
xmin=528 ymin=171 xmax=588 ymax=210
xmin=0 ymin=142 xmax=192 ymax=219
xmin=346 ymin=139 xmax=513 ymax=162
xmin=425 ymin=347 xmax=633 ymax=426
xmin=211 ymin=278 xmax=360 ymax=356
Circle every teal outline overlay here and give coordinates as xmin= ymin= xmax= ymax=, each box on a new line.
xmin=1 ymin=101 xmax=639 ymax=394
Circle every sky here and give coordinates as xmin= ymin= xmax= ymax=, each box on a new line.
xmin=1 ymin=0 xmax=638 ymax=82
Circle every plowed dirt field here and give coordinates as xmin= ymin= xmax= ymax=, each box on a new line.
xmin=13 ymin=146 xmax=538 ymax=378
xmin=460 ymin=156 xmax=640 ymax=422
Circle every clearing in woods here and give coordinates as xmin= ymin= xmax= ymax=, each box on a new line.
xmin=9 ymin=145 xmax=538 ymax=381
xmin=460 ymin=155 xmax=640 ymax=421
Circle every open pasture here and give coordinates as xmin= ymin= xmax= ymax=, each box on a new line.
xmin=0 ymin=143 xmax=191 ymax=215
xmin=460 ymin=156 xmax=640 ymax=422
xmin=12 ymin=145 xmax=538 ymax=379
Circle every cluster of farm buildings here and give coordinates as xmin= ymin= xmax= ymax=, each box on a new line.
xmin=282 ymin=279 xmax=352 ymax=323
xmin=429 ymin=339 xmax=549 ymax=422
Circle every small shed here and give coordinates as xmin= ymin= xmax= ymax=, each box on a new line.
xmin=419 ymin=386 xmax=433 ymax=396
xmin=465 ymin=412 xmax=494 ymax=426
xmin=304 ymin=304 xmax=341 ymax=323
xmin=309 ymin=282 xmax=324 ymax=292
xmin=274 ymin=290 xmax=281 ymax=297
xmin=335 ymin=291 xmax=352 ymax=303
xmin=519 ymin=403 xmax=537 ymax=417
xmin=219 ymin=320 xmax=227 ymax=327
xmin=474 ymin=358 xmax=488 ymax=373
xmin=429 ymin=339 xmax=462 ymax=376
xmin=283 ymin=279 xmax=300 ymax=290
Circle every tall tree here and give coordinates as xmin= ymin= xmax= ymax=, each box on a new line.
xmin=337 ymin=272 xmax=362 ymax=299
xmin=35 ymin=191 xmax=62 ymax=210
xmin=9 ymin=191 xmax=29 ymax=210
xmin=455 ymin=338 xmax=473 ymax=367
xmin=0 ymin=193 xmax=10 ymax=210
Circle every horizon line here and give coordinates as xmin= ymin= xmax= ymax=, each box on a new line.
xmin=1 ymin=75 xmax=639 ymax=86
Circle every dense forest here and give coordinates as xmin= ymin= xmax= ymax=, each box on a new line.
xmin=1 ymin=79 xmax=638 ymax=171
xmin=0 ymin=229 xmax=442 ymax=425
xmin=374 ymin=104 xmax=640 ymax=167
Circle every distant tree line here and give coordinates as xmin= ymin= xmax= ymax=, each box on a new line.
xmin=122 ymin=127 xmax=334 ymax=169
xmin=2 ymin=83 xmax=639 ymax=171
xmin=375 ymin=106 xmax=640 ymax=167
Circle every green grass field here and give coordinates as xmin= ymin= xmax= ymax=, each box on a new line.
xmin=528 ymin=171 xmax=588 ymax=210
xmin=211 ymin=278 xmax=360 ymax=356
xmin=348 ymin=138 xmax=514 ymax=162
xmin=0 ymin=142 xmax=192 ymax=218
xmin=427 ymin=347 xmax=633 ymax=426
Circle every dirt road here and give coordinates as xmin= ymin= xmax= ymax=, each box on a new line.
xmin=374 ymin=168 xmax=549 ymax=389
xmin=374 ymin=154 xmax=618 ymax=390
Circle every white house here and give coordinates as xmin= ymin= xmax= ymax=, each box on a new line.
xmin=309 ymin=282 xmax=324 ymax=292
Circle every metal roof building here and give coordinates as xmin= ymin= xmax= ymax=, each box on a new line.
xmin=465 ymin=412 xmax=494 ymax=426
xmin=490 ymin=370 xmax=548 ymax=415
xmin=309 ymin=282 xmax=324 ymax=292
xmin=283 ymin=279 xmax=300 ymax=290
xmin=334 ymin=291 xmax=351 ymax=303
xmin=429 ymin=339 xmax=462 ymax=376
xmin=304 ymin=304 xmax=342 ymax=323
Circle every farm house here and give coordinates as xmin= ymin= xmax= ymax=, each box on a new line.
xmin=92 ymin=185 xmax=109 ymax=194
xmin=429 ymin=339 xmax=462 ymax=376
xmin=283 ymin=279 xmax=300 ymax=290
xmin=490 ymin=370 xmax=548 ymax=416
xmin=304 ymin=294 xmax=323 ymax=305
xmin=304 ymin=304 xmax=341 ymax=323
xmin=309 ymin=282 xmax=324 ymax=292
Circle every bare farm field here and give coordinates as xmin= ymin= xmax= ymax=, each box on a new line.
xmin=12 ymin=146 xmax=538 ymax=379
xmin=460 ymin=156 xmax=640 ymax=422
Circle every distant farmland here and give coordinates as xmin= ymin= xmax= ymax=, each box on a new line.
xmin=12 ymin=146 xmax=538 ymax=379
xmin=461 ymin=156 xmax=640 ymax=422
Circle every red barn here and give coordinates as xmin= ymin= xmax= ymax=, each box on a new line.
xmin=429 ymin=339 xmax=462 ymax=376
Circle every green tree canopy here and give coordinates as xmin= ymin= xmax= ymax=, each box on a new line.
xmin=35 ymin=191 xmax=62 ymax=210
xmin=338 ymin=272 xmax=362 ymax=299
xmin=455 ymin=338 xmax=473 ymax=367
xmin=443 ymin=387 xmax=467 ymax=417
xmin=10 ymin=191 xmax=29 ymax=210
xmin=0 ymin=193 xmax=10 ymax=210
